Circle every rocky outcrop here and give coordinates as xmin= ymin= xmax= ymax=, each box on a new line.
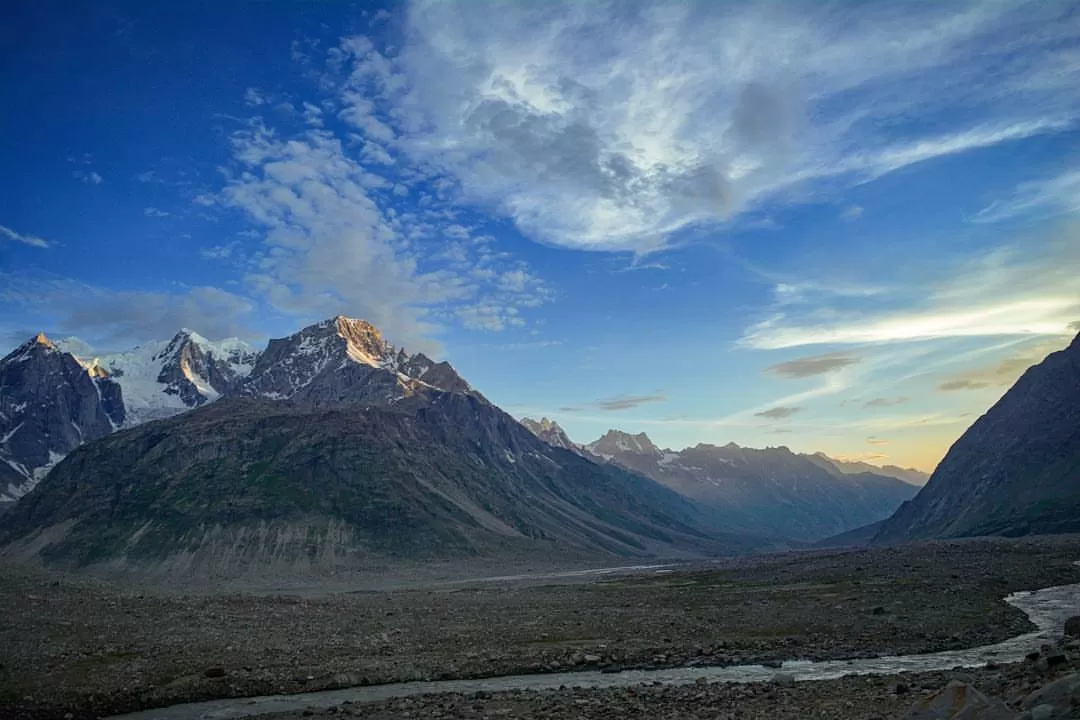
xmin=0 ymin=334 xmax=125 ymax=502
xmin=520 ymin=417 xmax=582 ymax=454
xmin=874 ymin=333 xmax=1080 ymax=543
xmin=586 ymin=431 xmax=918 ymax=541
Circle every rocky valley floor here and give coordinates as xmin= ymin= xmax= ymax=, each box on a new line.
xmin=3 ymin=535 xmax=1080 ymax=719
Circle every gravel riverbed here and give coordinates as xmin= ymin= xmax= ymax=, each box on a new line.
xmin=2 ymin=535 xmax=1079 ymax=719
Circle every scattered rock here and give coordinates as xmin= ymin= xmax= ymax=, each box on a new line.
xmin=203 ymin=667 xmax=226 ymax=679
xmin=1064 ymin=616 xmax=1080 ymax=638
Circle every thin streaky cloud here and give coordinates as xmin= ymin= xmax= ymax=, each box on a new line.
xmin=755 ymin=406 xmax=802 ymax=420
xmin=939 ymin=379 xmax=990 ymax=392
xmin=765 ymin=353 xmax=860 ymax=379
xmin=588 ymin=394 xmax=668 ymax=412
xmin=973 ymin=169 xmax=1080 ymax=224
xmin=0 ymin=224 xmax=52 ymax=249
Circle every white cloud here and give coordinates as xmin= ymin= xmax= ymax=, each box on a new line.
xmin=143 ymin=207 xmax=170 ymax=217
xmin=359 ymin=140 xmax=394 ymax=165
xmin=741 ymin=237 xmax=1080 ymax=349
xmin=244 ymin=87 xmax=267 ymax=106
xmin=217 ymin=116 xmax=550 ymax=349
xmin=0 ymin=273 xmax=255 ymax=346
xmin=324 ymin=0 xmax=1080 ymax=254
xmin=0 ymin=224 xmax=52 ymax=249
xmin=200 ymin=243 xmax=236 ymax=260
xmin=73 ymin=170 xmax=104 ymax=184
xmin=974 ymin=169 xmax=1080 ymax=223
xmin=841 ymin=205 xmax=864 ymax=221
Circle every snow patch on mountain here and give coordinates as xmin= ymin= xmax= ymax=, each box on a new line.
xmin=63 ymin=332 xmax=259 ymax=424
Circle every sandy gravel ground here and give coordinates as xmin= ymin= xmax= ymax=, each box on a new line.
xmin=1 ymin=535 xmax=1079 ymax=719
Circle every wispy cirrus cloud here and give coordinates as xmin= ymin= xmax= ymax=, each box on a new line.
xmin=0 ymin=224 xmax=52 ymax=249
xmin=974 ymin=169 xmax=1080 ymax=224
xmin=864 ymin=397 xmax=908 ymax=409
xmin=561 ymin=393 xmax=668 ymax=413
xmin=741 ymin=237 xmax=1080 ymax=350
xmin=935 ymin=337 xmax=1065 ymax=393
xmin=939 ymin=379 xmax=988 ymax=392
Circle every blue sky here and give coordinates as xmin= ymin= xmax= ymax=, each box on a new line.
xmin=3 ymin=0 xmax=1079 ymax=470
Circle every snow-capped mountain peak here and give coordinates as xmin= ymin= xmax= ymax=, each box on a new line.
xmin=67 ymin=330 xmax=259 ymax=424
xmin=239 ymin=316 xmax=471 ymax=404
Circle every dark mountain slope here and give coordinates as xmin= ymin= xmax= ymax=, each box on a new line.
xmin=874 ymin=333 xmax=1080 ymax=543
xmin=0 ymin=392 xmax=759 ymax=575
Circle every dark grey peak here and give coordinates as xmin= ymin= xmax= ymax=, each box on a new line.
xmin=589 ymin=429 xmax=661 ymax=457
xmin=521 ymin=416 xmax=580 ymax=453
xmin=874 ymin=331 xmax=1080 ymax=543
xmin=240 ymin=316 xmax=472 ymax=408
xmin=0 ymin=332 xmax=125 ymax=501
xmin=405 ymin=354 xmax=472 ymax=394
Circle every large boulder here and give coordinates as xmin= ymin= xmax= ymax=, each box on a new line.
xmin=1063 ymin=616 xmax=1080 ymax=638
xmin=901 ymin=681 xmax=1016 ymax=720
xmin=1020 ymin=672 xmax=1080 ymax=719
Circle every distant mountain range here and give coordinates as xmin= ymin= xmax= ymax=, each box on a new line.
xmin=0 ymin=317 xmax=766 ymax=574
xmin=7 ymin=317 xmax=1068 ymax=575
xmin=518 ymin=423 xmax=920 ymax=541
xmin=874 ymin=331 xmax=1080 ymax=543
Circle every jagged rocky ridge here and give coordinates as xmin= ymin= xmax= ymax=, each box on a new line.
xmin=579 ymin=430 xmax=918 ymax=541
xmin=0 ymin=318 xmax=474 ymax=504
xmin=0 ymin=335 xmax=125 ymax=503
xmin=0 ymin=330 xmax=258 ymax=503
xmin=874 ymin=331 xmax=1080 ymax=543
xmin=520 ymin=417 xmax=582 ymax=454
xmin=0 ymin=318 xmax=771 ymax=572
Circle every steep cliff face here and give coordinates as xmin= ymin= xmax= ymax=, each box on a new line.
xmin=874 ymin=333 xmax=1080 ymax=543
xmin=0 ymin=334 xmax=125 ymax=502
